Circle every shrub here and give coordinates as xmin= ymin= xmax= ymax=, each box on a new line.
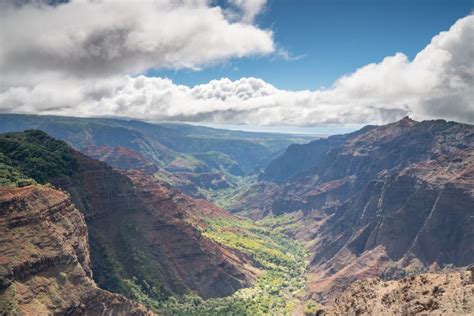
xmin=0 ymin=130 xmax=77 ymax=185
xmin=304 ymin=301 xmax=322 ymax=316
xmin=58 ymin=272 xmax=68 ymax=283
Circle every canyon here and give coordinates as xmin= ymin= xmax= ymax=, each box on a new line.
xmin=1 ymin=115 xmax=473 ymax=315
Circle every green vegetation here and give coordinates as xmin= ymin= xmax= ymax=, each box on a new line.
xmin=202 ymin=218 xmax=306 ymax=273
xmin=0 ymin=152 xmax=35 ymax=186
xmin=200 ymin=175 xmax=255 ymax=209
xmin=259 ymin=213 xmax=304 ymax=234
xmin=304 ymin=302 xmax=322 ymax=315
xmin=0 ymin=130 xmax=76 ymax=186
xmin=0 ymin=282 xmax=18 ymax=315
xmin=192 ymin=151 xmax=243 ymax=175
xmin=0 ymin=129 xmax=313 ymax=314
xmin=88 ymin=228 xmax=132 ymax=296
xmin=122 ymin=216 xmax=309 ymax=315
xmin=167 ymin=154 xmax=204 ymax=171
xmin=87 ymin=214 xmax=309 ymax=315
xmin=88 ymin=223 xmax=170 ymax=307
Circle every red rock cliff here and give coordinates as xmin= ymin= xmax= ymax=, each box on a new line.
xmin=0 ymin=185 xmax=150 ymax=315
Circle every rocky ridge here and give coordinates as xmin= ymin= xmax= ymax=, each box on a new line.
xmin=0 ymin=114 xmax=315 ymax=199
xmin=83 ymin=145 xmax=159 ymax=174
xmin=326 ymin=268 xmax=474 ymax=315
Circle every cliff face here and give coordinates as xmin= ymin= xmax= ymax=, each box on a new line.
xmin=125 ymin=170 xmax=259 ymax=297
xmin=82 ymin=144 xmax=235 ymax=199
xmin=239 ymin=118 xmax=474 ymax=300
xmin=0 ymin=185 xmax=149 ymax=315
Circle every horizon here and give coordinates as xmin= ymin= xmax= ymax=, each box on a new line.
xmin=2 ymin=110 xmax=472 ymax=136
xmin=5 ymin=112 xmax=468 ymax=137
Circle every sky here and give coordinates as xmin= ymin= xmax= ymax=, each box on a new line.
xmin=0 ymin=0 xmax=473 ymax=134
xmin=155 ymin=0 xmax=474 ymax=91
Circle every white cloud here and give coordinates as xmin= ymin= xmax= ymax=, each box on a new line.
xmin=0 ymin=0 xmax=274 ymax=80
xmin=0 ymin=3 xmax=473 ymax=127
xmin=228 ymin=0 xmax=267 ymax=23
xmin=191 ymin=77 xmax=278 ymax=101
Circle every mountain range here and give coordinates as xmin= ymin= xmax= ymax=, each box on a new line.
xmin=0 ymin=114 xmax=315 ymax=203
xmin=237 ymin=117 xmax=474 ymax=300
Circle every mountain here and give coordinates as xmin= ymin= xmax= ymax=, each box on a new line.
xmin=0 ymin=130 xmax=308 ymax=314
xmin=0 ymin=114 xmax=316 ymax=201
xmin=237 ymin=117 xmax=474 ymax=300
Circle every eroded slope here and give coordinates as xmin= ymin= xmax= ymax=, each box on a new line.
xmin=0 ymin=185 xmax=150 ymax=315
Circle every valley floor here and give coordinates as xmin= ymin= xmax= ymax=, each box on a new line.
xmin=131 ymin=216 xmax=310 ymax=315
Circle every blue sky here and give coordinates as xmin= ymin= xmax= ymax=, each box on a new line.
xmin=150 ymin=0 xmax=473 ymax=91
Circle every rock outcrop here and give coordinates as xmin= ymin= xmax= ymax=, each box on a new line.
xmin=325 ymin=269 xmax=474 ymax=315
xmin=0 ymin=130 xmax=260 ymax=313
xmin=0 ymin=185 xmax=150 ymax=315
xmin=125 ymin=170 xmax=259 ymax=297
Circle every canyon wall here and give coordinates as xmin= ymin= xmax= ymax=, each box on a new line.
xmin=240 ymin=118 xmax=474 ymax=300
xmin=0 ymin=185 xmax=150 ymax=315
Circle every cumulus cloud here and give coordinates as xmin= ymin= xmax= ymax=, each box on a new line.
xmin=0 ymin=3 xmax=473 ymax=127
xmin=0 ymin=0 xmax=273 ymax=80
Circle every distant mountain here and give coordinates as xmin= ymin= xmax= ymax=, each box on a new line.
xmin=0 ymin=114 xmax=316 ymax=200
xmin=237 ymin=117 xmax=474 ymax=300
